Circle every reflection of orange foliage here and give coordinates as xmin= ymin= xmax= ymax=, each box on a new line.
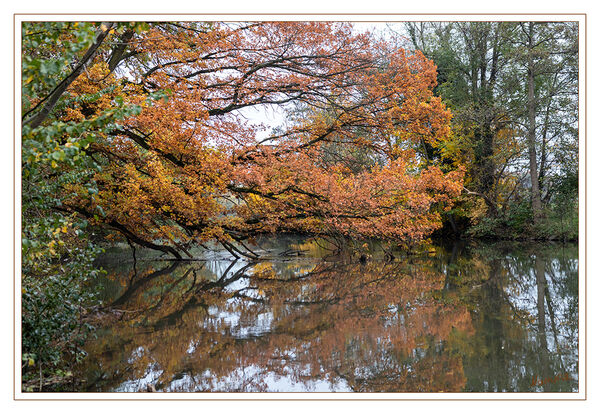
xmin=81 ymin=256 xmax=474 ymax=392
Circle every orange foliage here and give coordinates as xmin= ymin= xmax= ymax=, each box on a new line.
xmin=64 ymin=22 xmax=464 ymax=255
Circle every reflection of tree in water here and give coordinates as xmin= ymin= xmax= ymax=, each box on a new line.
xmin=455 ymin=243 xmax=578 ymax=392
xmin=80 ymin=240 xmax=578 ymax=392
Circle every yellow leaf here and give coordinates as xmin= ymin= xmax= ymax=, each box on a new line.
xmin=28 ymin=358 xmax=35 ymax=367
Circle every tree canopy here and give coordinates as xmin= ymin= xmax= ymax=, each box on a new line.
xmin=24 ymin=22 xmax=464 ymax=260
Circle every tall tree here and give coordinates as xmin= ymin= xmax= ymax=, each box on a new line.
xmin=525 ymin=22 xmax=544 ymax=223
xmin=510 ymin=22 xmax=578 ymax=223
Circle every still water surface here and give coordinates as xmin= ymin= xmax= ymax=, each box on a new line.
xmin=79 ymin=237 xmax=578 ymax=392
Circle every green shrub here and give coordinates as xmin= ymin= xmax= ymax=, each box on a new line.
xmin=22 ymin=224 xmax=104 ymax=391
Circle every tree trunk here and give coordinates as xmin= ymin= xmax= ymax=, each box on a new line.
xmin=527 ymin=22 xmax=543 ymax=225
xmin=539 ymin=99 xmax=551 ymax=201
xmin=476 ymin=121 xmax=497 ymax=215
xmin=107 ymin=29 xmax=135 ymax=72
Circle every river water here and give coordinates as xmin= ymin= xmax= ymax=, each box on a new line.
xmin=78 ymin=236 xmax=579 ymax=393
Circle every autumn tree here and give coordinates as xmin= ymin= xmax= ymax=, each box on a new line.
xmin=56 ymin=21 xmax=463 ymax=258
